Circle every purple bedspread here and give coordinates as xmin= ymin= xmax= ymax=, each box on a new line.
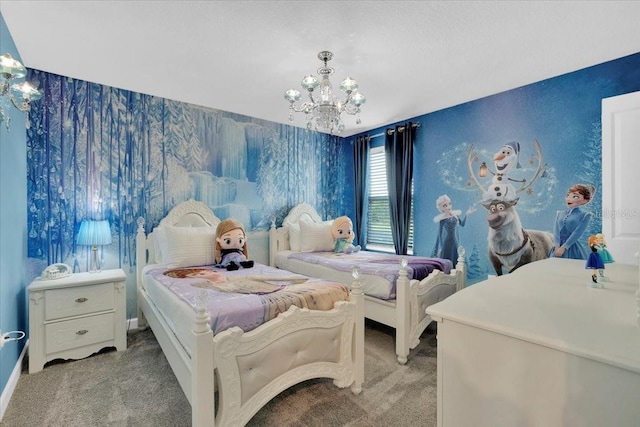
xmin=145 ymin=263 xmax=349 ymax=334
xmin=286 ymin=251 xmax=453 ymax=299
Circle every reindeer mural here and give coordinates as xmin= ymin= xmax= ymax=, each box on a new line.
xmin=467 ymin=140 xmax=553 ymax=275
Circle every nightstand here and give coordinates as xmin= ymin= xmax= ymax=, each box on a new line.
xmin=28 ymin=269 xmax=127 ymax=373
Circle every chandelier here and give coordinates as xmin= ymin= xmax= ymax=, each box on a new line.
xmin=0 ymin=53 xmax=42 ymax=130
xmin=284 ymin=51 xmax=366 ymax=134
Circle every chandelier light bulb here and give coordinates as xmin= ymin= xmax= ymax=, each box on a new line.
xmin=340 ymin=77 xmax=358 ymax=93
xmin=350 ymin=92 xmax=366 ymax=107
xmin=301 ymin=75 xmax=319 ymax=91
xmin=13 ymin=81 xmax=43 ymax=102
xmin=284 ymin=89 xmax=301 ymax=102
xmin=0 ymin=53 xmax=27 ymax=79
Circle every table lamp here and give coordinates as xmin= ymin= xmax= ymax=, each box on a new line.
xmin=77 ymin=219 xmax=112 ymax=273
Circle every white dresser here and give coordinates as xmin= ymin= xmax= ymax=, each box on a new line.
xmin=28 ymin=269 xmax=127 ymax=373
xmin=426 ymin=258 xmax=640 ymax=427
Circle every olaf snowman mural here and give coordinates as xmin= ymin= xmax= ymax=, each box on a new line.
xmin=467 ymin=138 xmax=545 ymax=202
xmin=466 ymin=139 xmax=551 ymax=275
xmin=482 ymin=141 xmax=523 ymax=203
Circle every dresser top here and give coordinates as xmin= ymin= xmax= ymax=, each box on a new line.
xmin=427 ymin=258 xmax=640 ymax=372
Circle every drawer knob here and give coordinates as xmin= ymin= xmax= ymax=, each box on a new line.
xmin=76 ymin=330 xmax=88 ymax=336
xmin=75 ymin=297 xmax=88 ymax=303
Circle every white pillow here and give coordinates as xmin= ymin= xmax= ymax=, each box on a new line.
xmin=152 ymin=228 xmax=165 ymax=264
xmin=155 ymin=225 xmax=216 ymax=268
xmin=299 ymin=220 xmax=335 ymax=252
xmin=288 ymin=222 xmax=301 ymax=252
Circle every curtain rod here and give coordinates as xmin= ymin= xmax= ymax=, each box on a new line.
xmin=367 ymin=122 xmax=421 ymax=139
xmin=369 ymin=123 xmax=420 ymax=138
xmin=386 ymin=122 xmax=420 ymax=135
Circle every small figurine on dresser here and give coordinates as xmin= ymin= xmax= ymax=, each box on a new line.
xmin=215 ymin=219 xmax=254 ymax=271
xmin=595 ymin=233 xmax=615 ymax=263
xmin=331 ymin=216 xmax=361 ymax=254
xmin=586 ymin=235 xmax=606 ymax=287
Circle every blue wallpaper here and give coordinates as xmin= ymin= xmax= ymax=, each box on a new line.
xmin=25 ymin=52 xmax=640 ymax=291
xmin=25 ymin=72 xmax=351 ymax=283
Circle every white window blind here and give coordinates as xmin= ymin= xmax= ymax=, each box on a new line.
xmin=366 ymin=146 xmax=414 ymax=251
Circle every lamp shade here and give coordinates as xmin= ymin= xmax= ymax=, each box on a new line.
xmin=77 ymin=220 xmax=112 ymax=246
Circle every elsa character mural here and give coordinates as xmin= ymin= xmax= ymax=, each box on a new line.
xmin=431 ymin=195 xmax=476 ymax=264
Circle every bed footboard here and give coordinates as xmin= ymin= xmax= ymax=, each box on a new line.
xmin=396 ymin=248 xmax=467 ymax=364
xmin=213 ymin=299 xmax=362 ymax=425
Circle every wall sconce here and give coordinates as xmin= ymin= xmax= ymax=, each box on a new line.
xmin=479 ymin=162 xmax=488 ymax=178
xmin=0 ymin=53 xmax=42 ymax=130
xmin=77 ymin=220 xmax=112 ymax=273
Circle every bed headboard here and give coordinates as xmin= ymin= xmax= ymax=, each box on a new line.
xmin=136 ymin=199 xmax=221 ymax=294
xmin=269 ymin=202 xmax=323 ymax=266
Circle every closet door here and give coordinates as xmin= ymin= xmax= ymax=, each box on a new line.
xmin=601 ymin=91 xmax=640 ymax=265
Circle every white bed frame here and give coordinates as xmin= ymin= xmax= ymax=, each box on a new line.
xmin=269 ymin=202 xmax=466 ymax=364
xmin=136 ymin=199 xmax=364 ymax=427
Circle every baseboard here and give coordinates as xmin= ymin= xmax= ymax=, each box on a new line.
xmin=127 ymin=317 xmax=139 ymax=331
xmin=0 ymin=339 xmax=28 ymax=422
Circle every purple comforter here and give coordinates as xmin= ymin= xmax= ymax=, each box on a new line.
xmin=286 ymin=251 xmax=453 ymax=299
xmin=145 ymin=263 xmax=349 ymax=334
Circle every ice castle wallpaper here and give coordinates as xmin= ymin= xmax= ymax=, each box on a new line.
xmin=24 ymin=52 xmax=640 ymax=311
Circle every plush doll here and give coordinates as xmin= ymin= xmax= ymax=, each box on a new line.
xmin=331 ymin=216 xmax=361 ymax=254
xmin=214 ymin=219 xmax=254 ymax=270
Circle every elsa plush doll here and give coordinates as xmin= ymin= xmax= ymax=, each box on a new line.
xmin=331 ymin=216 xmax=361 ymax=254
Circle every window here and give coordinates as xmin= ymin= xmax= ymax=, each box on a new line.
xmin=366 ymin=145 xmax=414 ymax=253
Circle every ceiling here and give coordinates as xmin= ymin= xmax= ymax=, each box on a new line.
xmin=2 ymin=1 xmax=640 ymax=137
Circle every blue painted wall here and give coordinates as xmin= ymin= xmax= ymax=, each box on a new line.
xmin=0 ymin=12 xmax=29 ymax=404
xmin=351 ymin=52 xmax=640 ymax=283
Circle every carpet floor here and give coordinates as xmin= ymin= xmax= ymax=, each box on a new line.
xmin=2 ymin=320 xmax=439 ymax=427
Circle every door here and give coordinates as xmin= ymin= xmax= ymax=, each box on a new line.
xmin=601 ymin=91 xmax=640 ymax=265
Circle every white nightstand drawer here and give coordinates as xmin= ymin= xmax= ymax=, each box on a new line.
xmin=45 ymin=312 xmax=115 ymax=354
xmin=45 ymin=282 xmax=114 ymax=320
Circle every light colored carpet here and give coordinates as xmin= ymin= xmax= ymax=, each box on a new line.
xmin=2 ymin=320 xmax=438 ymax=426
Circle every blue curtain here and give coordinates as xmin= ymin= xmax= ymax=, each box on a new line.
xmin=385 ymin=122 xmax=415 ymax=255
xmin=352 ymin=135 xmax=369 ymax=246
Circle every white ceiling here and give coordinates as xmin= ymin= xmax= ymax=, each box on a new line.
xmin=2 ymin=1 xmax=640 ymax=137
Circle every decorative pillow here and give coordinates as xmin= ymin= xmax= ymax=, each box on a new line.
xmin=299 ymin=220 xmax=335 ymax=252
xmin=288 ymin=222 xmax=301 ymax=252
xmin=155 ymin=225 xmax=216 ymax=268
xmin=152 ymin=228 xmax=166 ymax=264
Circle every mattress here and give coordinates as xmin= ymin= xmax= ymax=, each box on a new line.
xmin=274 ymin=250 xmax=453 ymax=300
xmin=141 ymin=262 xmax=349 ymax=355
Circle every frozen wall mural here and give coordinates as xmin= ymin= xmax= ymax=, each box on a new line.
xmin=25 ymin=71 xmax=350 ymax=289
xmin=408 ymin=52 xmax=640 ymax=283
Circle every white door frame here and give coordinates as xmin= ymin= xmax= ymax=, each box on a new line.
xmin=601 ymin=91 xmax=640 ymax=266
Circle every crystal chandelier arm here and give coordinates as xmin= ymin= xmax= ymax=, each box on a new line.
xmin=288 ymin=100 xmax=316 ymax=114
xmin=342 ymin=105 xmax=361 ymax=115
